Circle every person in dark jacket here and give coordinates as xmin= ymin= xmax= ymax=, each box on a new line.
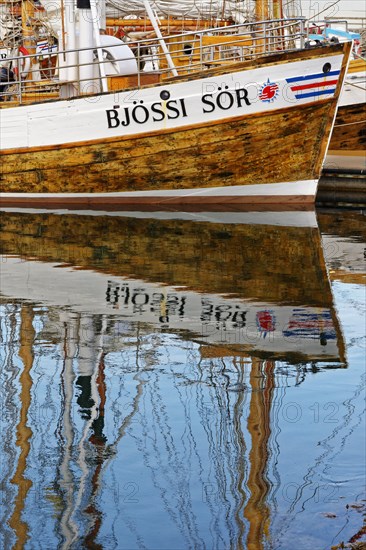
xmin=0 ymin=66 xmax=15 ymax=100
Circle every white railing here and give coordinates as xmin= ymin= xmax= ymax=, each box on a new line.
xmin=325 ymin=16 xmax=366 ymax=31
xmin=0 ymin=17 xmax=306 ymax=104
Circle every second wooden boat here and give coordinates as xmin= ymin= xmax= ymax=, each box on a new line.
xmin=325 ymin=57 xmax=366 ymax=175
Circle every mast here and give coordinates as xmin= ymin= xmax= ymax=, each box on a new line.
xmin=77 ymin=0 xmax=96 ymax=94
xmin=76 ymin=0 xmax=108 ymax=93
xmin=63 ymin=0 xmax=78 ymax=84
xmin=21 ymin=0 xmax=34 ymax=53
xmin=255 ymin=0 xmax=269 ymax=20
xmin=272 ymin=0 xmax=284 ymax=19
xmin=255 ymin=0 xmax=284 ymax=20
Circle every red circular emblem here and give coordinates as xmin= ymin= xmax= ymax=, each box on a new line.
xmin=259 ymin=80 xmax=279 ymax=103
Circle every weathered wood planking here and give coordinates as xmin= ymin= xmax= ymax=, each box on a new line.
xmin=0 ymin=100 xmax=335 ymax=193
xmin=0 ymin=42 xmax=351 ymax=203
xmin=329 ymin=103 xmax=366 ymax=152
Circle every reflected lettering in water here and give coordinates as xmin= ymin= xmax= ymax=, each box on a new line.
xmin=0 ymin=208 xmax=364 ymax=550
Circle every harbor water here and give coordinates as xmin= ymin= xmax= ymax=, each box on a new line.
xmin=0 ymin=207 xmax=365 ymax=549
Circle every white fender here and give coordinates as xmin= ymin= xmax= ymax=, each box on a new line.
xmin=13 ymin=45 xmax=31 ymax=80
xmin=96 ymin=35 xmax=138 ymax=76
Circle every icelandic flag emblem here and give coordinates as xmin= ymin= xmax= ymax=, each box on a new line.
xmin=286 ymin=69 xmax=340 ymax=100
xmin=259 ymin=78 xmax=279 ymax=102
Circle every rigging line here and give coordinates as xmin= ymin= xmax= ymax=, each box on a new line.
xmin=101 ymin=382 xmax=145 ymax=460
xmin=165 ymin=350 xmax=208 ymax=549
xmin=195 ymin=360 xmax=233 ymax=545
xmin=306 ymin=0 xmax=341 ymax=21
xmin=330 ymin=511 xmax=352 ymax=547
xmin=267 ymin=377 xmax=286 ymax=515
xmin=144 ymin=373 xmax=199 ymax=547
xmin=54 ymin=321 xmax=72 ymax=546
xmin=82 ymin=351 xmax=109 ymax=549
xmin=343 ymin=81 xmax=366 ymax=92
xmin=335 ymin=119 xmax=366 ymax=128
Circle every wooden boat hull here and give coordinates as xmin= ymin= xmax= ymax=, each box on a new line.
xmin=0 ymin=44 xmax=351 ymax=206
xmin=325 ymin=59 xmax=366 ymax=174
xmin=326 ymin=103 xmax=366 ymax=173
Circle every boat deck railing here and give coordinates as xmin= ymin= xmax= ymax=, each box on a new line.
xmin=0 ymin=17 xmax=307 ymax=105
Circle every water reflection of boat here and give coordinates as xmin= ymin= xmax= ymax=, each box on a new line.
xmin=0 ymin=209 xmax=347 ymax=549
xmin=0 ymin=208 xmax=345 ymax=362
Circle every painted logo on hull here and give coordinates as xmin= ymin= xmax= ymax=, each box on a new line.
xmin=259 ymin=79 xmax=279 ymax=103
xmin=286 ymin=69 xmax=340 ymax=100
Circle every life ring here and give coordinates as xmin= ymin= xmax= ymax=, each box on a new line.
xmin=13 ymin=45 xmax=31 ymax=80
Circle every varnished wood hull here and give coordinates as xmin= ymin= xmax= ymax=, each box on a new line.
xmin=0 ymin=44 xmax=351 ymax=205
xmin=326 ymin=103 xmax=366 ymax=173
xmin=0 ymin=101 xmax=329 ymax=205
xmin=325 ymin=58 xmax=366 ymax=174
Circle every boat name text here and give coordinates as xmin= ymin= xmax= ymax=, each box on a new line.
xmin=106 ymin=282 xmax=248 ymax=327
xmin=106 ymin=88 xmax=251 ymax=128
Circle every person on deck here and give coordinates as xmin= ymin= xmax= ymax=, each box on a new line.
xmin=0 ymin=66 xmax=15 ymax=100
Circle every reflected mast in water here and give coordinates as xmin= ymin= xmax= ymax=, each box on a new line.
xmin=9 ymin=305 xmax=34 ymax=549
xmin=56 ymin=314 xmax=110 ymax=548
xmin=57 ymin=313 xmax=79 ymax=548
xmin=244 ymin=359 xmax=274 ymax=550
